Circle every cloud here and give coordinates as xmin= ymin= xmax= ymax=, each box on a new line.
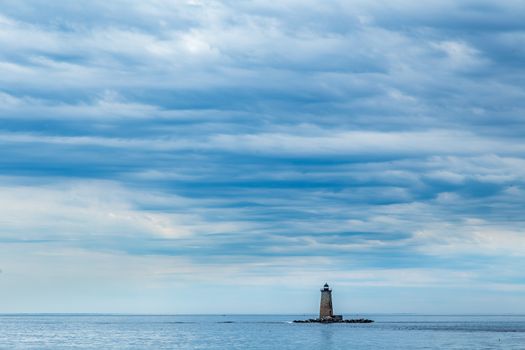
xmin=413 ymin=221 xmax=525 ymax=256
xmin=0 ymin=0 xmax=524 ymax=312
xmin=2 ymin=129 xmax=525 ymax=158
xmin=0 ymin=180 xmax=253 ymax=244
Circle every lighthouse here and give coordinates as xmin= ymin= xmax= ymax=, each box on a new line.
xmin=319 ymin=283 xmax=333 ymax=319
xmin=319 ymin=283 xmax=343 ymax=321
xmin=293 ymin=283 xmax=373 ymax=323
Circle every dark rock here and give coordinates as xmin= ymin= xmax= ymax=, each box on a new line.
xmin=293 ymin=318 xmax=373 ymax=324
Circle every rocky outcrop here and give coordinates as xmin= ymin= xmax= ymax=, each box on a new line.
xmin=293 ymin=318 xmax=374 ymax=323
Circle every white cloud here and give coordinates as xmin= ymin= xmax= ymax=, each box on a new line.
xmin=208 ymin=130 xmax=525 ymax=156
xmin=433 ymin=40 xmax=488 ymax=71
xmin=413 ymin=222 xmax=525 ymax=256
xmin=0 ymin=180 xmax=248 ymax=241
xmin=1 ymin=128 xmax=518 ymax=156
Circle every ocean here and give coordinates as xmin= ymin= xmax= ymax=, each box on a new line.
xmin=1 ymin=314 xmax=524 ymax=349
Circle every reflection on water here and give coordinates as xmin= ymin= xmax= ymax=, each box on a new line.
xmin=320 ymin=326 xmax=334 ymax=348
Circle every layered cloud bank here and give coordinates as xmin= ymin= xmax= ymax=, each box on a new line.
xmin=0 ymin=0 xmax=524 ymax=313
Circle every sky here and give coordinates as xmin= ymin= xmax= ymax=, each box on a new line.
xmin=0 ymin=0 xmax=524 ymax=314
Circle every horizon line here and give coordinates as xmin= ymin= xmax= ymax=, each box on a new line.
xmin=1 ymin=313 xmax=525 ymax=317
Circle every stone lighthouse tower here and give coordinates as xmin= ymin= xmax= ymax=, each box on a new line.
xmin=293 ymin=283 xmax=372 ymax=323
xmin=319 ymin=283 xmax=334 ymax=319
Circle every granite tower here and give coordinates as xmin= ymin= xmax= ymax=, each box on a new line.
xmin=293 ymin=283 xmax=373 ymax=323
xmin=319 ymin=283 xmax=334 ymax=319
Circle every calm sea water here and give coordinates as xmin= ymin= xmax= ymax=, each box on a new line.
xmin=1 ymin=314 xmax=524 ymax=349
